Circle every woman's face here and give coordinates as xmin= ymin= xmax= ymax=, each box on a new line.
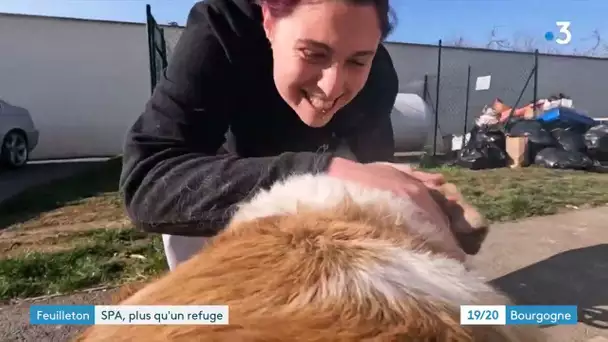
xmin=262 ymin=1 xmax=382 ymax=127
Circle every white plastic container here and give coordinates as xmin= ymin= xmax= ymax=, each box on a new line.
xmin=390 ymin=93 xmax=434 ymax=152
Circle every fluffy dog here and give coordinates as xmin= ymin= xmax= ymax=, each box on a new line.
xmin=77 ymin=173 xmax=544 ymax=341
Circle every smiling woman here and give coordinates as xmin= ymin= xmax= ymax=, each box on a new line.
xmin=260 ymin=0 xmax=394 ymax=126
xmin=119 ymin=0 xmax=449 ymax=272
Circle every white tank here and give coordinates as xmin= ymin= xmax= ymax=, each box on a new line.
xmin=390 ymin=93 xmax=433 ymax=152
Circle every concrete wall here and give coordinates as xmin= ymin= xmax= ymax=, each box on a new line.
xmin=1 ymin=13 xmax=605 ymax=159
xmin=385 ymin=43 xmax=608 ymax=137
xmin=0 ymin=13 xmax=181 ymax=160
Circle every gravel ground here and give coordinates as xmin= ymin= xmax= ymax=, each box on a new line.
xmin=0 ymin=288 xmax=118 ymax=342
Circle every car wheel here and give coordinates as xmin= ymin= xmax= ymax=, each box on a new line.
xmin=1 ymin=130 xmax=29 ymax=169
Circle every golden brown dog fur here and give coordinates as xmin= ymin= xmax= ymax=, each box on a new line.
xmin=77 ymin=173 xmax=545 ymax=342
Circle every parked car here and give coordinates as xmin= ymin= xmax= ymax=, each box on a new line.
xmin=0 ymin=99 xmax=39 ymax=168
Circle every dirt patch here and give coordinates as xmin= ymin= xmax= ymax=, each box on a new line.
xmin=0 ymin=158 xmax=123 ymax=231
xmin=2 ymin=193 xmax=125 ymax=232
xmin=8 ymin=194 xmax=126 ymax=229
xmin=0 ymin=219 xmax=132 ymax=258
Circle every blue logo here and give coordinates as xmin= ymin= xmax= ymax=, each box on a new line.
xmin=30 ymin=305 xmax=95 ymax=325
xmin=544 ymin=31 xmax=554 ymax=41
xmin=506 ymin=305 xmax=578 ymax=325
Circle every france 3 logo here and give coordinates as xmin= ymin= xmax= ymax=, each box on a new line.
xmin=544 ymin=21 xmax=572 ymax=45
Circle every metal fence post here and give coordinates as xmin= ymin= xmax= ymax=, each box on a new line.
xmin=145 ymin=4 xmax=170 ymax=94
xmin=422 ymin=74 xmax=428 ymax=102
xmin=145 ymin=4 xmax=156 ymax=95
xmin=463 ymin=65 xmax=471 ymax=145
xmin=432 ymin=39 xmax=442 ymax=156
xmin=533 ymin=49 xmax=539 ymax=107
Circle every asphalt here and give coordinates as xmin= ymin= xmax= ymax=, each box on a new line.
xmin=0 ymin=159 xmax=108 ymax=204
xmin=473 ymin=207 xmax=608 ymax=341
xmin=1 ymin=207 xmax=607 ymax=341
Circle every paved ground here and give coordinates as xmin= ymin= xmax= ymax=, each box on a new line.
xmin=0 ymin=159 xmax=107 ymax=204
xmin=472 ymin=207 xmax=608 ymax=341
xmin=1 ymin=207 xmax=607 ymax=341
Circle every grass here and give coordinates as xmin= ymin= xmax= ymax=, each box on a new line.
xmin=0 ymin=158 xmax=607 ymax=301
xmin=429 ymin=165 xmax=608 ymax=222
xmin=0 ymin=228 xmax=165 ymax=301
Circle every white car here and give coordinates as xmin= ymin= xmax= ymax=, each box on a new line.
xmin=0 ymin=99 xmax=39 ymax=168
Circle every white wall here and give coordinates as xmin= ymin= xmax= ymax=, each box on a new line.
xmin=0 ymin=14 xmax=183 ymax=160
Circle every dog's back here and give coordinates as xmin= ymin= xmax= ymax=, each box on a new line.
xmin=78 ymin=174 xmax=544 ymax=341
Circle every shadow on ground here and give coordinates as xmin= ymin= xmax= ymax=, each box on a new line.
xmin=0 ymin=157 xmax=122 ymax=230
xmin=490 ymin=244 xmax=608 ymax=329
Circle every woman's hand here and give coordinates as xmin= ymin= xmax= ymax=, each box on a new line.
xmin=327 ymin=158 xmax=448 ymax=225
xmin=373 ymin=162 xmax=446 ymax=188
xmin=327 ymin=158 xmax=465 ymax=262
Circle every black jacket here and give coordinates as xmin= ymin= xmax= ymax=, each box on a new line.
xmin=119 ymin=0 xmax=399 ymax=236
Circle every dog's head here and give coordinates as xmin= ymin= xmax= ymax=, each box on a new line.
xmin=233 ymin=173 xmax=490 ymax=262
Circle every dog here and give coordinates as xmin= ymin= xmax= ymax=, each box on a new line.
xmin=77 ymin=173 xmax=545 ymax=341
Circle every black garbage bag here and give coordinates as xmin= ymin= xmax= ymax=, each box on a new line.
xmin=508 ymin=120 xmax=555 ymax=146
xmin=552 ymin=128 xmax=587 ymax=153
xmin=457 ymin=143 xmax=507 ymax=170
xmin=534 ymin=147 xmax=594 ymax=170
xmin=475 ymin=129 xmax=506 ymax=151
xmin=456 ymin=127 xmax=507 ymax=170
xmin=507 ymin=120 xmax=556 ymax=159
xmin=584 ymin=124 xmax=608 ymax=154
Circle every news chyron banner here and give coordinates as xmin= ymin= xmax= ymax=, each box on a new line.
xmin=30 ymin=305 xmax=229 ymax=325
xmin=460 ymin=305 xmax=578 ymax=326
xmin=30 ymin=304 xmax=578 ymax=326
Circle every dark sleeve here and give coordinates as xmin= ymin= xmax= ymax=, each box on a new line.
xmin=119 ymin=3 xmax=333 ymax=237
xmin=347 ymin=43 xmax=399 ymax=163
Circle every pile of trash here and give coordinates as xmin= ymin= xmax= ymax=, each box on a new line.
xmin=455 ymin=94 xmax=608 ymax=172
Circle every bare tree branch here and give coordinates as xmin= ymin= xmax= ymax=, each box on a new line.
xmin=486 ymin=26 xmax=511 ymax=50
xmin=581 ymin=29 xmax=601 ymax=56
xmin=444 ymin=36 xmax=469 ymax=47
xmin=442 ymin=28 xmax=608 ymax=57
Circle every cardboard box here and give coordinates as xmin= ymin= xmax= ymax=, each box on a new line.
xmin=505 ymin=136 xmax=529 ymax=168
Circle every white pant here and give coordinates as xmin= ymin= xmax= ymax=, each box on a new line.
xmin=162 ymin=234 xmax=209 ymax=271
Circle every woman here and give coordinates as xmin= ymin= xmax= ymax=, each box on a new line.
xmin=120 ymin=0 xmax=452 ymax=270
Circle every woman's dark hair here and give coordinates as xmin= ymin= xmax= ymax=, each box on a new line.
xmin=257 ymin=0 xmax=396 ymax=40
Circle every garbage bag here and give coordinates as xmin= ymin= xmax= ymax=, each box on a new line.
xmin=534 ymin=147 xmax=594 ymax=170
xmin=508 ymin=120 xmax=555 ymax=146
xmin=507 ymin=120 xmax=556 ymax=159
xmin=474 ymin=129 xmax=506 ymax=151
xmin=457 ymin=128 xmax=507 ymax=170
xmin=584 ymin=124 xmax=608 ymax=153
xmin=456 ymin=143 xmax=507 ymax=170
xmin=552 ymin=128 xmax=587 ymax=153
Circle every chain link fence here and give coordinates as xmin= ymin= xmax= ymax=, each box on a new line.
xmin=423 ymin=40 xmax=539 ymax=155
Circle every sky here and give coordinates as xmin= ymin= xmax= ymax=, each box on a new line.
xmin=0 ymin=0 xmax=606 ymax=55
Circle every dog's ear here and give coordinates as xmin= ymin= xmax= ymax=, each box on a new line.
xmin=429 ymin=183 xmax=489 ymax=255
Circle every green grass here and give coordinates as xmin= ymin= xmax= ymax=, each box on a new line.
xmin=0 ymin=228 xmax=166 ymax=301
xmin=430 ymin=165 xmax=608 ymax=222
xmin=0 ymin=158 xmax=607 ymax=301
